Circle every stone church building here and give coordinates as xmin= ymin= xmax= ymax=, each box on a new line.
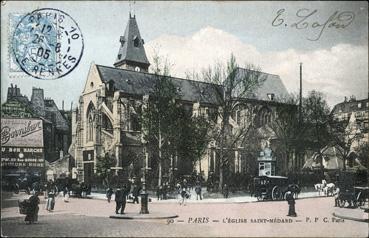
xmin=69 ymin=14 xmax=292 ymax=184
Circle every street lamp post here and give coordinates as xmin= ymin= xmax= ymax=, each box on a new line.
xmin=140 ymin=145 xmax=149 ymax=214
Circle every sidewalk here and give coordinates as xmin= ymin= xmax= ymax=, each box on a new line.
xmin=333 ymin=207 xmax=369 ymax=223
xmin=89 ymin=188 xmax=326 ymax=204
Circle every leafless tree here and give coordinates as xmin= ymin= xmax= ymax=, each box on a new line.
xmin=196 ymin=54 xmax=265 ymax=190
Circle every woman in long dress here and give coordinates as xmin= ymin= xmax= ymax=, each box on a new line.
xmin=25 ymin=192 xmax=40 ymax=224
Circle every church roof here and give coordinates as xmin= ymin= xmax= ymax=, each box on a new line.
xmin=96 ymin=65 xmax=291 ymax=105
xmin=114 ymin=14 xmax=150 ymax=67
xmin=233 ymin=68 xmax=289 ymax=101
xmin=96 ymin=65 xmax=222 ymax=105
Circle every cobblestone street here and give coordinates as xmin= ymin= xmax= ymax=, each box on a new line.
xmin=1 ymin=192 xmax=368 ymax=237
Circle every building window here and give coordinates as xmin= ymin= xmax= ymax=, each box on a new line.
xmin=87 ymin=114 xmax=94 ymax=141
xmin=257 ymin=107 xmax=272 ymax=127
xmin=86 ymin=102 xmax=95 ymax=142
xmin=133 ymin=36 xmax=140 ymax=47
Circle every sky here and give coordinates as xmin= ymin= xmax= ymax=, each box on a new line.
xmin=1 ymin=1 xmax=368 ymax=109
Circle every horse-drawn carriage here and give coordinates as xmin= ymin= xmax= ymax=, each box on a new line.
xmin=336 ymin=171 xmax=369 ymax=208
xmin=337 ymin=186 xmax=368 ymax=208
xmin=253 ymin=176 xmax=300 ymax=201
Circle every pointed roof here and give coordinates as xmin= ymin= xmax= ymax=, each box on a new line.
xmin=114 ymin=14 xmax=150 ymax=68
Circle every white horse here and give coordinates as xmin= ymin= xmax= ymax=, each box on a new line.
xmin=314 ymin=179 xmax=329 ymax=196
xmin=323 ymin=183 xmax=336 ymax=197
xmin=314 ymin=183 xmax=324 ymax=195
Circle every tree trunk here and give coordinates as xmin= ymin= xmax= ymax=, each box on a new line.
xmin=158 ymin=159 xmax=162 ymax=187
xmin=158 ymin=126 xmax=162 ymax=187
xmin=219 ymin=163 xmax=223 ymax=192
xmin=199 ymin=156 xmax=202 ymax=176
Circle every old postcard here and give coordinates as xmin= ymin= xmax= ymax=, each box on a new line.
xmin=1 ymin=1 xmax=368 ymax=237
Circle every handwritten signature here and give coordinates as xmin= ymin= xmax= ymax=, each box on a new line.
xmin=272 ymin=8 xmax=355 ymax=41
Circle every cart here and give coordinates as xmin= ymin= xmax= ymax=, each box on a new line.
xmin=253 ymin=176 xmax=299 ymax=201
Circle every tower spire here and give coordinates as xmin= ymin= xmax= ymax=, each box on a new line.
xmin=114 ymin=12 xmax=150 ymax=72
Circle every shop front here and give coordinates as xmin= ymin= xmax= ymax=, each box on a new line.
xmin=1 ymin=118 xmax=45 ymax=187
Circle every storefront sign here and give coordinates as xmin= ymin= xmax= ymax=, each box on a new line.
xmin=1 ymin=118 xmax=43 ymax=147
xmin=1 ymin=147 xmax=44 ymax=168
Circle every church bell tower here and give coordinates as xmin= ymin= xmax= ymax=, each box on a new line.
xmin=114 ymin=13 xmax=150 ymax=72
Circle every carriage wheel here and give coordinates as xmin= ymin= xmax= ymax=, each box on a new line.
xmin=272 ymin=186 xmax=282 ymax=201
xmin=356 ymin=192 xmax=364 ymax=206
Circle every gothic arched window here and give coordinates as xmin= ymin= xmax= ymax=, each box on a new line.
xmin=88 ymin=114 xmax=94 ymax=141
xmin=86 ymin=102 xmax=95 ymax=142
xmin=257 ymin=107 xmax=272 ymax=127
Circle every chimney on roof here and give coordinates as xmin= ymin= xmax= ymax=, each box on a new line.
xmin=267 ymin=93 xmax=275 ymax=101
xmin=7 ymin=84 xmax=21 ymax=99
xmin=31 ymin=88 xmax=45 ymax=117
xmin=62 ymin=100 xmax=64 ymax=111
xmin=344 ymin=96 xmax=347 ymax=102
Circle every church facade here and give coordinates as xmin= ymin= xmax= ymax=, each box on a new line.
xmin=69 ymin=14 xmax=293 ymax=185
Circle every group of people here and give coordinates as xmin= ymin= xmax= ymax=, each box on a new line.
xmin=156 ymin=183 xmax=170 ymax=200
xmin=106 ymin=182 xmax=143 ymax=214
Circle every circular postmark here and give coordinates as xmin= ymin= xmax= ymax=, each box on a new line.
xmin=12 ymin=8 xmax=84 ymax=80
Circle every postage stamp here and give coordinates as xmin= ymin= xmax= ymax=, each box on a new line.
xmin=11 ymin=8 xmax=84 ymax=80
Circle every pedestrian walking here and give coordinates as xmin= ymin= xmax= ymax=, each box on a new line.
xmin=334 ymin=187 xmax=340 ymax=207
xmin=162 ymin=183 xmax=168 ymax=200
xmin=285 ymin=190 xmax=297 ymax=217
xmin=195 ymin=183 xmax=202 ymax=200
xmin=24 ymin=192 xmax=40 ymax=224
xmin=106 ymin=187 xmax=114 ymax=203
xmin=115 ymin=185 xmax=128 ymax=214
xmin=45 ymin=180 xmax=52 ymax=199
xmin=157 ymin=185 xmax=163 ymax=200
xmin=223 ymin=184 xmax=229 ymax=198
xmin=176 ymin=183 xmax=181 ymax=199
xmin=115 ymin=187 xmax=124 ymax=214
xmin=63 ymin=186 xmax=70 ymax=203
xmin=46 ymin=186 xmax=57 ymax=212
xmin=81 ymin=182 xmax=87 ymax=198
xmin=132 ymin=184 xmax=141 ymax=204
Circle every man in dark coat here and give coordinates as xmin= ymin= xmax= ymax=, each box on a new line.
xmin=115 ymin=187 xmax=124 ymax=214
xmin=106 ymin=187 xmax=113 ymax=203
xmin=286 ymin=190 xmax=297 ymax=217
xmin=132 ymin=184 xmax=141 ymax=204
